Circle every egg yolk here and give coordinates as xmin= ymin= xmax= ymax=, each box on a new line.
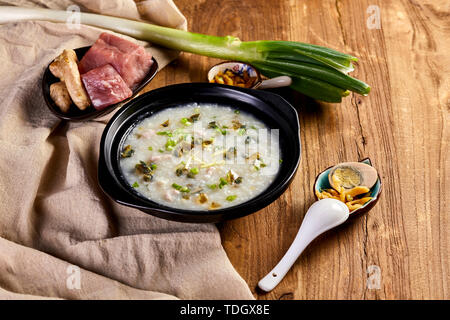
xmin=332 ymin=167 xmax=361 ymax=189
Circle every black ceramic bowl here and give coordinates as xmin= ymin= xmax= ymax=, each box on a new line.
xmin=98 ymin=83 xmax=301 ymax=223
xmin=42 ymin=46 xmax=158 ymax=121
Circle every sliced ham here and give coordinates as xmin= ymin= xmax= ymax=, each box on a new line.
xmin=78 ymin=32 xmax=154 ymax=89
xmin=81 ymin=64 xmax=132 ymax=110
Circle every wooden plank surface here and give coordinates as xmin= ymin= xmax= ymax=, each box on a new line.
xmin=143 ymin=0 xmax=449 ymax=299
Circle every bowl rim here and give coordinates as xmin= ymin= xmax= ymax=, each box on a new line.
xmin=42 ymin=46 xmax=159 ymax=122
xmin=98 ymin=82 xmax=302 ymax=222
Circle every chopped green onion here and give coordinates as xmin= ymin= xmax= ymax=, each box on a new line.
xmin=158 ymin=149 xmax=164 ymax=153
xmin=148 ymin=146 xmax=153 ymax=151
xmin=157 ymin=131 xmax=173 ymax=137
xmin=180 ymin=186 xmax=190 ymax=193
xmin=207 ymin=184 xmax=217 ymax=190
xmin=165 ymin=138 xmax=177 ymax=151
xmin=238 ymin=128 xmax=246 ymax=136
xmin=180 ymin=118 xmax=192 ymax=126
xmin=172 ymin=183 xmax=182 ymax=190
xmin=172 ymin=183 xmax=190 ymax=193
xmin=279 ymin=159 xmax=283 ymax=164
xmin=226 ymin=195 xmax=237 ymax=201
xmin=234 ymin=110 xmax=240 ymax=114
xmin=219 ymin=177 xmax=228 ymax=189
xmin=218 ymin=128 xmax=227 ymax=135
xmin=187 ymin=166 xmax=199 ymax=178
xmin=150 ymin=164 xmax=157 ymax=170
xmin=132 ymin=182 xmax=139 ymax=188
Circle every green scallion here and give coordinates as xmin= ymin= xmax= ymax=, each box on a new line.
xmin=219 ymin=177 xmax=228 ymax=189
xmin=180 ymin=186 xmax=190 ymax=193
xmin=157 ymin=131 xmax=173 ymax=137
xmin=1 ymin=7 xmax=370 ymax=102
xmin=172 ymin=183 xmax=182 ymax=190
xmin=172 ymin=183 xmax=190 ymax=193
xmin=180 ymin=118 xmax=192 ymax=126
xmin=165 ymin=138 xmax=177 ymax=151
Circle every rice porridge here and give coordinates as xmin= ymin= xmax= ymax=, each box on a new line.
xmin=119 ymin=103 xmax=280 ymax=210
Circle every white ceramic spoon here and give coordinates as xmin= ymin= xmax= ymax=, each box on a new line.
xmin=257 ymin=75 xmax=292 ymax=89
xmin=258 ymin=198 xmax=350 ymax=292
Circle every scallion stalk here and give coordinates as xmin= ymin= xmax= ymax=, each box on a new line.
xmin=0 ymin=6 xmax=370 ymax=102
xmin=253 ymin=63 xmax=352 ymax=102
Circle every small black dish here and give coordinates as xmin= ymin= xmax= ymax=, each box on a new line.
xmin=98 ymin=83 xmax=301 ymax=223
xmin=42 ymin=46 xmax=158 ymax=121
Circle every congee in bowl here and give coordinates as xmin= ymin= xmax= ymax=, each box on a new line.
xmin=119 ymin=103 xmax=281 ymax=210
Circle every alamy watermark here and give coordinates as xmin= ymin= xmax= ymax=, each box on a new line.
xmin=66 ymin=265 xmax=81 ymax=290
xmin=66 ymin=5 xmax=81 ymax=30
xmin=366 ymin=265 xmax=381 ymax=289
xmin=366 ymin=5 xmax=381 ymax=29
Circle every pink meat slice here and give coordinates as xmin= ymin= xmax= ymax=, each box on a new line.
xmin=78 ymin=32 xmax=153 ymax=89
xmin=81 ymin=64 xmax=132 ymax=110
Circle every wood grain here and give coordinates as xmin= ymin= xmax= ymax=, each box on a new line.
xmin=143 ymin=0 xmax=449 ymax=299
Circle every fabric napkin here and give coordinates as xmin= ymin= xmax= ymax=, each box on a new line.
xmin=0 ymin=0 xmax=254 ymax=300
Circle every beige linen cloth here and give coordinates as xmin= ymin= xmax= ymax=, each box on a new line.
xmin=0 ymin=0 xmax=254 ymax=300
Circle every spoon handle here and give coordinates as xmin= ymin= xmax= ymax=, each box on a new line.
xmin=257 ymin=225 xmax=316 ymax=292
xmin=258 ymin=76 xmax=292 ymax=89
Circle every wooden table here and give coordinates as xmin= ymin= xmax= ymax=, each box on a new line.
xmin=144 ymin=0 xmax=449 ymax=299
